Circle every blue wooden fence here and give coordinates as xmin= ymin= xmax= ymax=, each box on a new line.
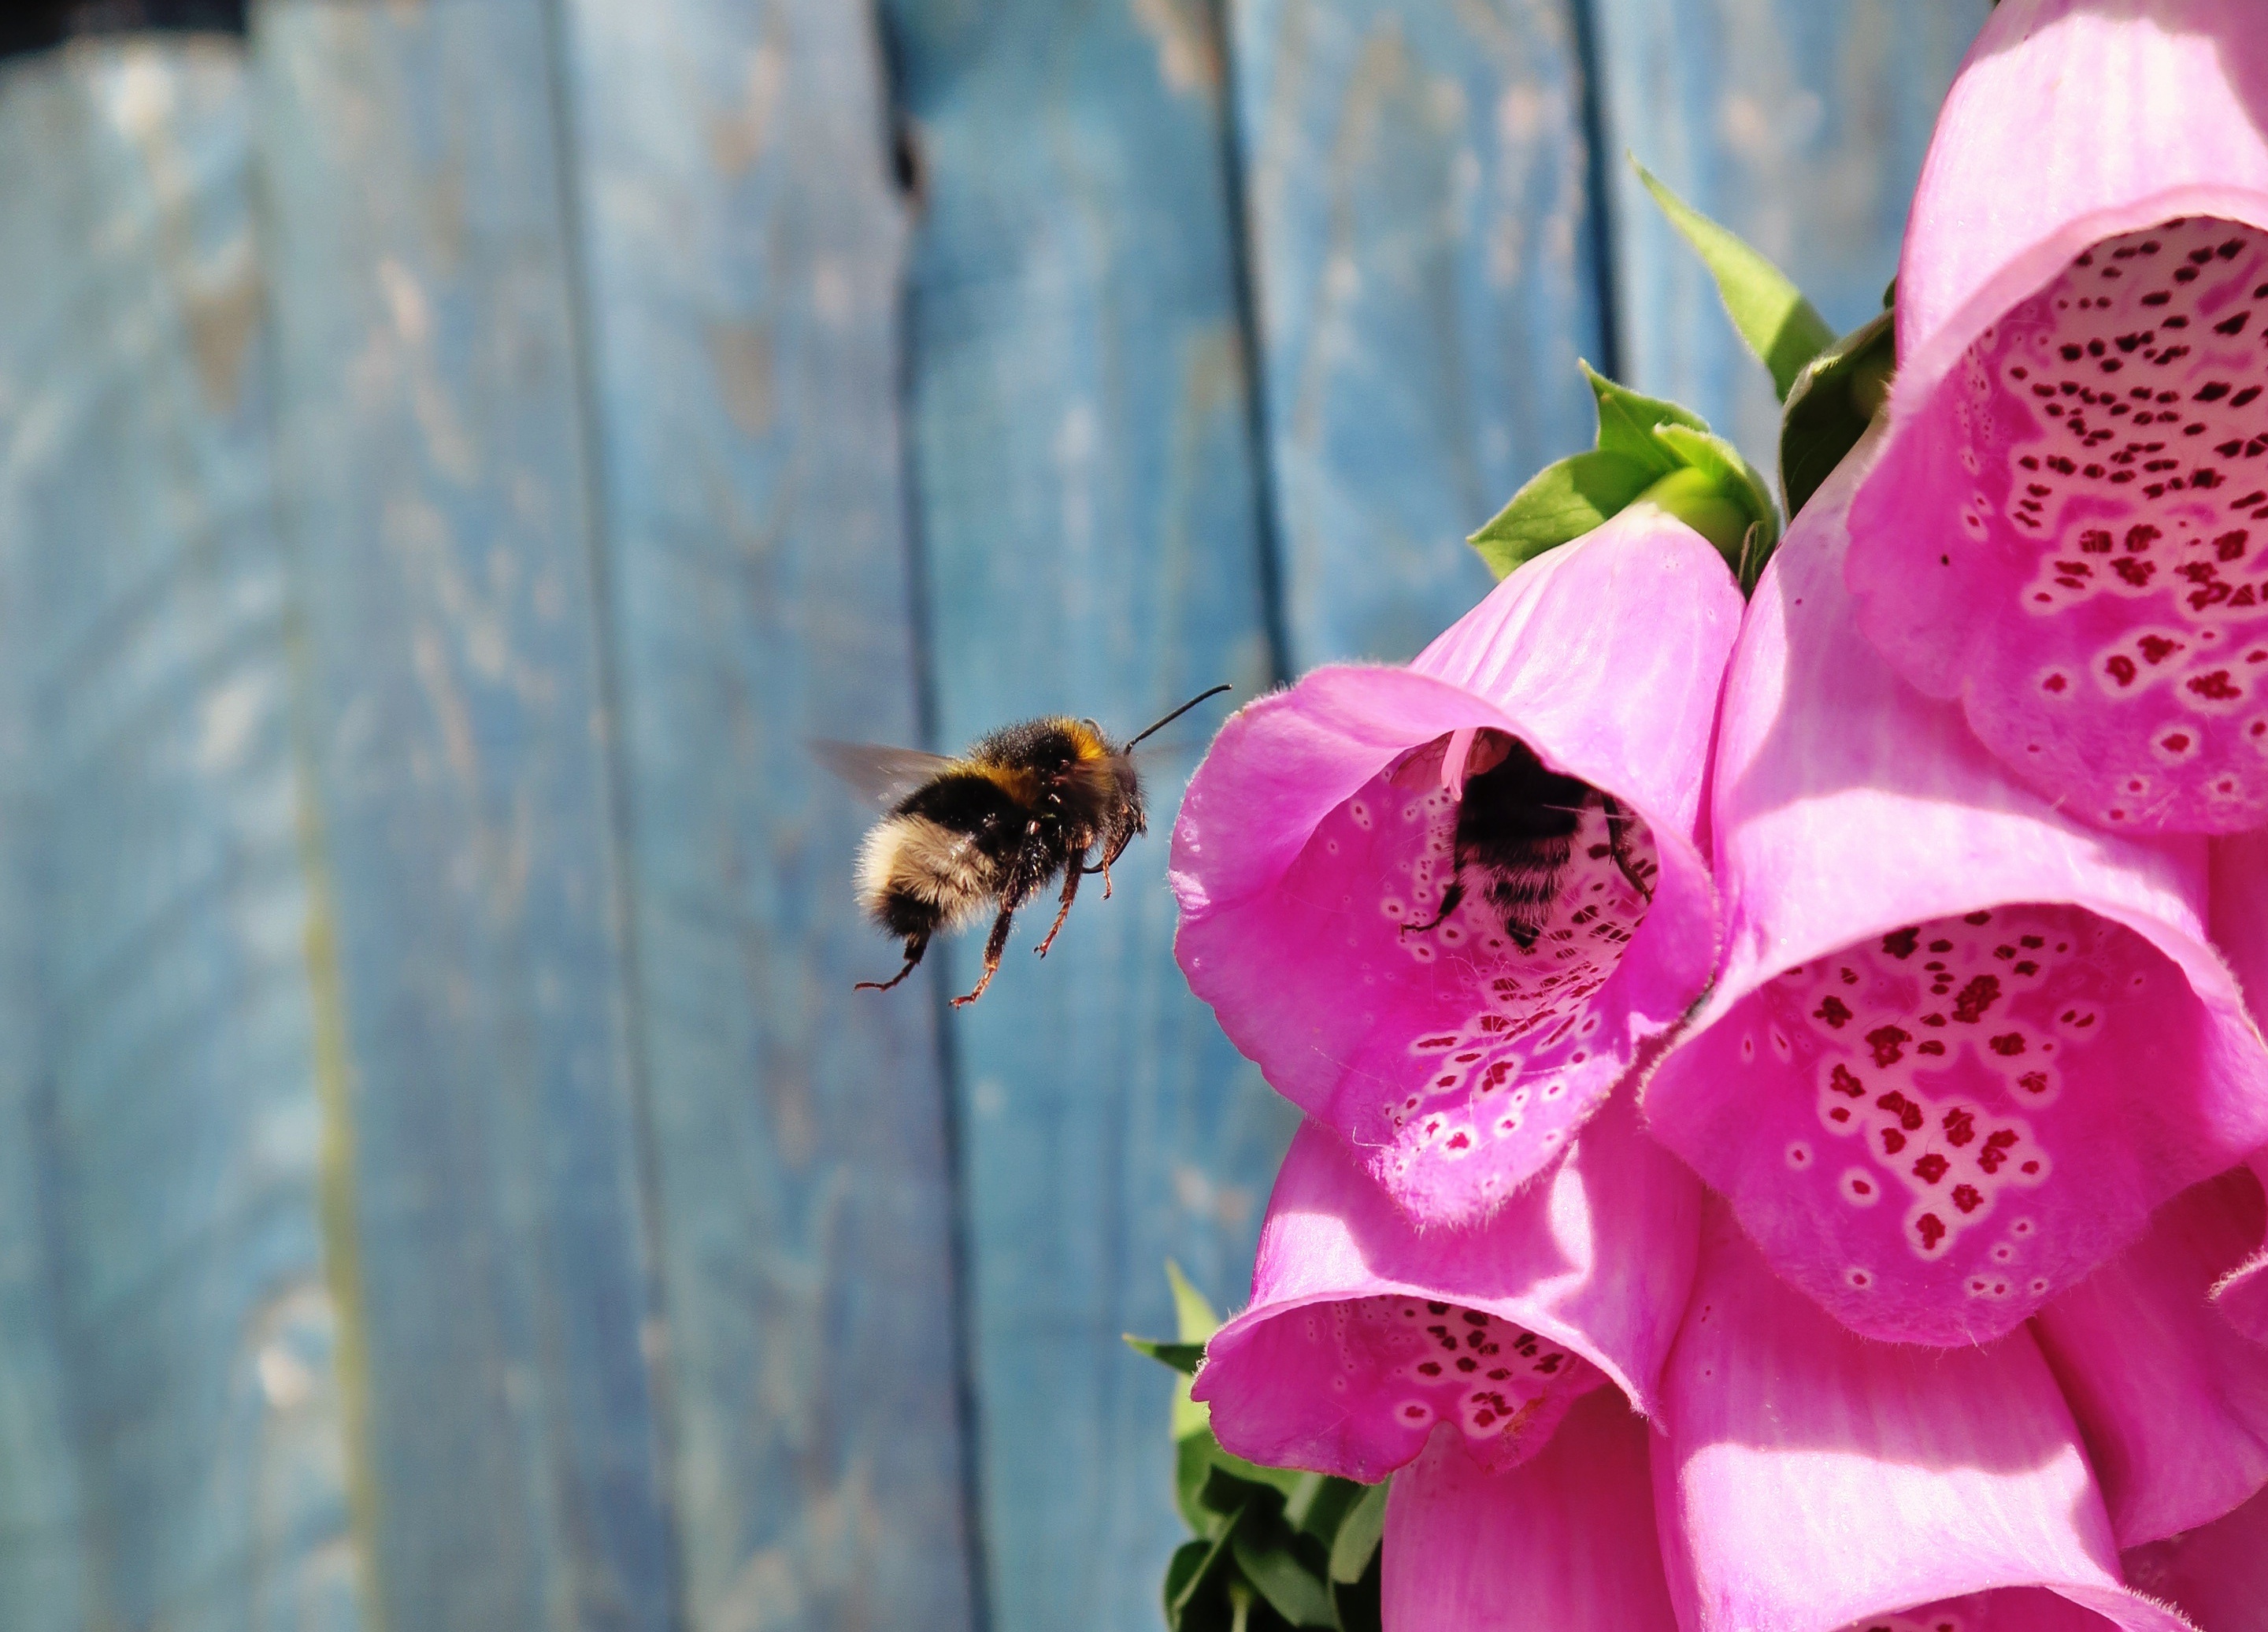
xmin=0 ymin=2 xmax=1986 ymax=1627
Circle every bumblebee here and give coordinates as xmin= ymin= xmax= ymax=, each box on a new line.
xmin=1402 ymin=729 xmax=1651 ymax=950
xmin=817 ymin=685 xmax=1229 ymax=1007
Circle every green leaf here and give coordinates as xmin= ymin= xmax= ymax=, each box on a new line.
xmin=1468 ymin=449 xmax=1658 ymax=578
xmin=1283 ymin=1473 xmax=1366 ymax=1545
xmin=1168 ymin=1260 xmax=1221 ymax=1344
xmin=1328 ymin=1482 xmax=1390 ymax=1585
xmin=1230 ymin=1532 xmax=1340 ymax=1629
xmin=1584 ymin=359 xmax=1705 ymax=471
xmin=1780 ymin=308 xmax=1895 ymax=522
xmin=1125 ymin=1335 xmax=1206 ymax=1376
xmin=1168 ymin=1501 xmax=1252 ymax=1630
xmin=1635 ymin=161 xmax=1836 ymax=401
xmin=1331 ymin=1547 xmax=1384 ymax=1632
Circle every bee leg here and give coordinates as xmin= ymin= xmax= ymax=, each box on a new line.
xmin=855 ymin=933 xmax=930 ymax=993
xmin=1034 ymin=864 xmax=1083 ymax=958
xmin=1401 ymin=873 xmax=1467 ymax=935
xmin=1601 ymin=794 xmax=1654 ymax=902
xmin=952 ymin=904 xmax=1021 ymax=1008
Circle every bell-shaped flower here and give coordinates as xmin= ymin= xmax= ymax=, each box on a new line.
xmin=2126 ymin=1476 xmax=2268 ymax=1629
xmin=2033 ymin=1164 xmax=2268 ymax=1549
xmin=1644 ymin=425 xmax=2268 ymax=1347
xmin=1653 ymin=1205 xmax=2194 ymax=1632
xmin=1189 ymin=1092 xmax=1698 ymax=1484
xmin=2204 ymin=831 xmax=2268 ymax=1342
xmin=1844 ymin=0 xmax=2268 ymax=832
xmin=1170 ymin=504 xmax=1741 ymax=1225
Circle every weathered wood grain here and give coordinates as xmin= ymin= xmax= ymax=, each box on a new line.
xmin=880 ymin=1 xmax=1298 ymax=1626
xmin=1592 ymin=0 xmax=1990 ymax=472
xmin=253 ymin=2 xmax=675 ymax=1626
xmin=557 ymin=1 xmax=978 ymax=1627
xmin=0 ymin=35 xmax=355 ymax=1632
xmin=1228 ymin=0 xmax=1609 ymax=667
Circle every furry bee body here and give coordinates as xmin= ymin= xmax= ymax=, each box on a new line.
xmin=827 ymin=698 xmax=1231 ymax=1007
xmin=1405 ymin=730 xmax=1650 ymax=950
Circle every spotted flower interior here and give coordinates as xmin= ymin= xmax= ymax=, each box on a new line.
xmin=1648 ymin=903 xmax=2213 ymax=1344
xmin=1855 ymin=216 xmax=2268 ymax=829
xmin=1275 ymin=732 xmax=1656 ymax=1215
xmin=1203 ymin=1293 xmax=1604 ymax=1481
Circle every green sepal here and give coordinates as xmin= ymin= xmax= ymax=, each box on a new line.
xmin=1125 ymin=1336 xmax=1206 ymax=1376
xmin=1780 ymin=308 xmax=1895 ymax=523
xmin=1584 ymin=358 xmax=1706 ymax=469
xmin=1326 ymin=1480 xmax=1389 ymax=1585
xmin=1231 ymin=1530 xmax=1340 ymax=1629
xmin=1467 ymin=448 xmax=1659 ymax=578
xmin=1647 ymin=425 xmax=1781 ymax=592
xmin=1635 ymin=160 xmax=1836 ymax=401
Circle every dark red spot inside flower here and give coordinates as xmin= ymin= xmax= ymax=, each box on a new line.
xmin=1952 ymin=975 xmax=2003 ymax=1022
xmin=1881 ymin=928 xmax=1920 ymax=959
xmin=1865 ymin=1026 xmax=1911 ymax=1067
xmin=1943 ymin=1107 xmax=1975 ymax=1146
xmin=1830 ymin=1064 xmax=1865 ymax=1099
xmin=2139 ymin=633 xmax=2183 ymax=665
xmin=1913 ymin=1153 xmax=1950 ymax=1185
xmin=1877 ymin=1090 xmax=1925 ymax=1132
xmin=2106 ymin=655 xmax=2138 ymax=687
xmin=1978 ymin=1129 xmax=2019 ymax=1174
xmin=1988 ymin=1033 xmax=2027 ymax=1056
xmin=1882 ymin=1129 xmax=1907 ymax=1155
xmin=2191 ymin=670 xmax=2241 ymax=700
xmin=1963 ymin=911 xmax=1992 ymax=925
xmin=1813 ymin=996 xmax=1853 ymax=1029
xmin=1916 ymin=1215 xmax=1947 ymax=1252
xmin=1951 ymin=1184 xmax=1984 ymax=1215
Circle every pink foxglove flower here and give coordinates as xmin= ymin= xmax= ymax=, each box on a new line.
xmin=1651 ymin=1206 xmax=2194 ymax=1632
xmin=1189 ymin=1092 xmax=1696 ymax=1482
xmin=2205 ymin=833 xmax=2268 ymax=1343
xmin=1844 ymin=0 xmax=2268 ymax=833
xmin=1645 ymin=426 xmax=2268 ymax=1347
xmin=1170 ymin=505 xmax=1740 ymax=1225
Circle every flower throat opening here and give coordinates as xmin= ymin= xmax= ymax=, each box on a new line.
xmin=1968 ymin=215 xmax=2268 ymax=821
xmin=1374 ymin=730 xmax=1656 ymax=1143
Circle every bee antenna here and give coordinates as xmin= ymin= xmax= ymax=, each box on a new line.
xmin=1125 ymin=683 xmax=1233 ymax=751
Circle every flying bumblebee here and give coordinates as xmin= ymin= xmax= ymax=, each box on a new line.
xmin=1401 ymin=729 xmax=1651 ymax=950
xmin=815 ymin=685 xmax=1231 ymax=1007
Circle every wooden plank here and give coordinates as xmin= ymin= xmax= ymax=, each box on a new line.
xmin=1227 ymin=0 xmax=1610 ymax=667
xmin=252 ymin=3 xmax=676 ymax=1626
xmin=0 ymin=35 xmax=356 ymax=1632
xmin=555 ymin=2 xmax=978 ymax=1627
xmin=1592 ymin=0 xmax=1992 ymax=473
xmin=881 ymin=2 xmax=1297 ymax=1626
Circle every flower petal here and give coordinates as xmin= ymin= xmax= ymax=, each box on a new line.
xmin=1380 ymin=1387 xmax=1676 ymax=1630
xmin=1655 ymin=1205 xmax=2192 ymax=1632
xmin=2125 ymin=1481 xmax=2268 ymax=1629
xmin=1191 ymin=1089 xmax=1698 ymax=1482
xmin=1645 ymin=426 xmax=2268 ymax=1345
xmin=1173 ymin=507 xmax=1738 ymax=1224
xmin=1846 ymin=0 xmax=2268 ymax=832
xmin=2033 ymin=1166 xmax=2268 ymax=1547
xmin=2206 ymin=831 xmax=2268 ymax=1344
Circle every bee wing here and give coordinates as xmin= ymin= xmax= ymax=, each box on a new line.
xmin=809 ymin=739 xmax=958 ymax=807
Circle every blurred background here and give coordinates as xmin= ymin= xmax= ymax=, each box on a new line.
xmin=0 ymin=1 xmax=1986 ymax=1627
